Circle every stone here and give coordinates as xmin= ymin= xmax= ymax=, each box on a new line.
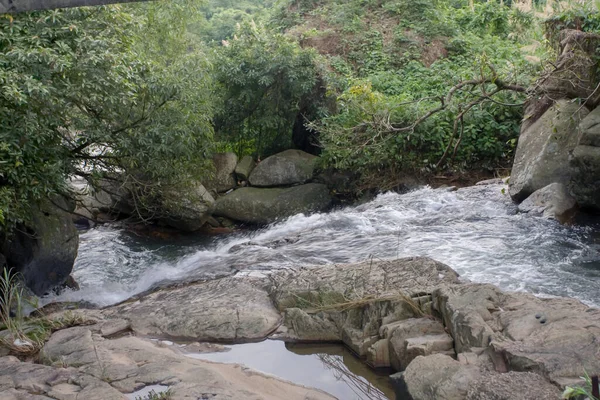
xmin=1 ymin=199 xmax=79 ymax=295
xmin=570 ymin=106 xmax=600 ymax=212
xmin=271 ymin=258 xmax=460 ymax=311
xmin=395 ymin=354 xmax=481 ymax=400
xmin=433 ymin=283 xmax=600 ymax=386
xmin=104 ymin=277 xmax=282 ymax=342
xmin=206 ymin=152 xmax=238 ymax=193
xmin=509 ymin=100 xmax=589 ymax=202
xmin=249 ymin=149 xmax=318 ymax=187
xmin=387 ymin=318 xmax=451 ymax=370
xmin=235 ymin=155 xmax=255 ymax=181
xmin=271 ymin=258 xmax=460 ymax=361
xmin=6 ymin=327 xmax=335 ymax=400
xmin=279 ymin=308 xmax=341 ymax=342
xmin=517 ymin=183 xmax=577 ymax=221
xmin=541 ymin=30 xmax=600 ymax=107
xmin=71 ymin=177 xmax=134 ymax=220
xmin=475 ymin=178 xmax=509 ymax=186
xmin=161 ymin=183 xmax=215 ymax=232
xmin=466 ymin=371 xmax=562 ymax=400
xmin=214 ymin=183 xmax=331 ymax=224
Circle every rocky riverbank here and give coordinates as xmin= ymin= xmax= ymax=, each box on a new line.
xmin=3 ymin=256 xmax=598 ymax=399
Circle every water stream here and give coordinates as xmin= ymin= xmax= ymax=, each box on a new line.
xmin=48 ymin=183 xmax=600 ymax=400
xmin=54 ymin=183 xmax=600 ymax=308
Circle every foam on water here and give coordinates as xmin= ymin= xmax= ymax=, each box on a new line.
xmin=52 ymin=184 xmax=600 ymax=307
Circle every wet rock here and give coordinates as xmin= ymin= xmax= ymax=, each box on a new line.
xmin=517 ymin=183 xmax=577 ymax=221
xmin=1 ymin=199 xmax=79 ymax=295
xmin=206 ymin=152 xmax=238 ymax=193
xmin=249 ymin=149 xmax=318 ymax=187
xmin=104 ymin=277 xmax=282 ymax=342
xmin=570 ymin=106 xmax=600 ymax=212
xmin=235 ymin=155 xmax=256 ymax=181
xmin=161 ymin=183 xmax=215 ymax=232
xmin=475 ymin=178 xmax=508 ymax=186
xmin=214 ymin=183 xmax=331 ymax=224
xmin=509 ymin=100 xmax=589 ymax=202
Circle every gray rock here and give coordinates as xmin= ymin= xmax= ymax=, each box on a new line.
xmin=509 ymin=100 xmax=589 ymax=202
xmin=517 ymin=182 xmax=577 ymax=221
xmin=249 ymin=149 xmax=318 ymax=187
xmin=466 ymin=371 xmax=562 ymax=400
xmin=235 ymin=155 xmax=256 ymax=181
xmin=475 ymin=178 xmax=508 ymax=186
xmin=1 ymin=199 xmax=79 ymax=295
xmin=570 ymin=106 xmax=600 ymax=211
xmin=387 ymin=318 xmax=453 ymax=370
xmin=397 ymin=354 xmax=481 ymax=400
xmin=433 ymin=283 xmax=600 ymax=386
xmin=271 ymin=258 xmax=460 ymax=364
xmin=161 ymin=183 xmax=215 ymax=232
xmin=271 ymin=257 xmax=460 ymax=311
xmin=11 ymin=326 xmax=336 ymax=400
xmin=206 ymin=152 xmax=238 ymax=193
xmin=214 ymin=183 xmax=331 ymax=224
xmin=104 ymin=277 xmax=282 ymax=342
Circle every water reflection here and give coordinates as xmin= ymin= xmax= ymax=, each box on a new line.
xmin=184 ymin=340 xmax=394 ymax=400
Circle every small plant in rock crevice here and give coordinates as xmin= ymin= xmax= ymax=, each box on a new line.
xmin=0 ymin=268 xmax=90 ymax=356
xmin=135 ymin=388 xmax=173 ymax=400
xmin=562 ymin=371 xmax=600 ymax=400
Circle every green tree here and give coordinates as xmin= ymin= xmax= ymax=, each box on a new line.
xmin=0 ymin=4 xmax=214 ymax=230
xmin=213 ymin=20 xmax=318 ymax=157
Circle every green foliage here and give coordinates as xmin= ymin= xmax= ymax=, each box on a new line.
xmin=562 ymin=371 xmax=599 ymax=400
xmin=213 ymin=20 xmax=318 ymax=157
xmin=270 ymin=0 xmax=546 ymax=187
xmin=0 ymin=268 xmax=88 ymax=355
xmin=191 ymin=0 xmax=275 ymax=42
xmin=0 ymin=4 xmax=214 ymax=229
xmin=546 ymin=1 xmax=600 ymax=46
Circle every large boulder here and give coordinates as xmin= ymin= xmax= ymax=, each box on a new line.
xmin=161 ymin=183 xmax=215 ymax=232
xmin=433 ymin=283 xmax=600 ymax=386
xmin=104 ymin=277 xmax=282 ymax=342
xmin=509 ymin=100 xmax=589 ymax=202
xmin=517 ymin=182 xmax=577 ymax=221
xmin=1 ymin=200 xmax=79 ymax=295
xmin=206 ymin=152 xmax=238 ymax=193
xmin=0 ymin=324 xmax=333 ymax=400
xmin=70 ymin=177 xmax=133 ymax=222
xmin=235 ymin=155 xmax=256 ymax=181
xmin=394 ymin=354 xmax=481 ymax=400
xmin=214 ymin=183 xmax=331 ymax=224
xmin=249 ymin=149 xmax=318 ymax=187
xmin=570 ymin=106 xmax=600 ymax=212
xmin=392 ymin=354 xmax=561 ymax=400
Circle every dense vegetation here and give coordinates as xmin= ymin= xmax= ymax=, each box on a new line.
xmin=1 ymin=0 xmax=598 ymax=229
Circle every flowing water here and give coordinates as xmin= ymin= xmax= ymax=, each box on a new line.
xmin=54 ymin=183 xmax=600 ymax=307
xmin=49 ymin=183 xmax=600 ymax=400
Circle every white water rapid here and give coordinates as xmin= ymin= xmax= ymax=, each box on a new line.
xmin=52 ymin=183 xmax=600 ymax=307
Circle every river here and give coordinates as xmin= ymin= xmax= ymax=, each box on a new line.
xmin=53 ymin=183 xmax=600 ymax=308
